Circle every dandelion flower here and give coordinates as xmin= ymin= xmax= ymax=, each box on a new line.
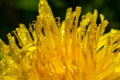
xmin=0 ymin=0 xmax=120 ymax=80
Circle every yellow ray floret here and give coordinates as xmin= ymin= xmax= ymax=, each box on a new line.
xmin=0 ymin=0 xmax=120 ymax=80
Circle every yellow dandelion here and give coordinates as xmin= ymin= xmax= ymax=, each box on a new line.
xmin=0 ymin=0 xmax=120 ymax=80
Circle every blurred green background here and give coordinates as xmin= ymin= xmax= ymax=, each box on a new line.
xmin=0 ymin=0 xmax=120 ymax=43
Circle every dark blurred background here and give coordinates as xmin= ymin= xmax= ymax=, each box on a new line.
xmin=0 ymin=0 xmax=120 ymax=43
